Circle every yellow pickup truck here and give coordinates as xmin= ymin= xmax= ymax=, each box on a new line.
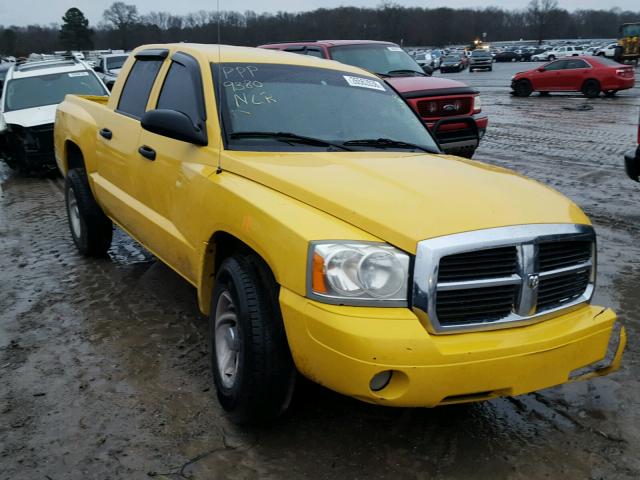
xmin=54 ymin=43 xmax=625 ymax=424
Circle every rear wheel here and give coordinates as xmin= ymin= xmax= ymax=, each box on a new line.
xmin=513 ymin=79 xmax=533 ymax=97
xmin=210 ymin=254 xmax=295 ymax=425
xmin=548 ymin=55 xmax=556 ymax=61
xmin=65 ymin=168 xmax=113 ymax=256
xmin=581 ymin=79 xmax=601 ymax=98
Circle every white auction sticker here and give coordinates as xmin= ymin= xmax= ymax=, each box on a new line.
xmin=68 ymin=71 xmax=89 ymax=77
xmin=387 ymin=46 xmax=403 ymax=52
xmin=343 ymin=75 xmax=385 ymax=91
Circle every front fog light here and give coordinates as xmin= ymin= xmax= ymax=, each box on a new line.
xmin=308 ymin=241 xmax=410 ymax=306
xmin=370 ymin=370 xmax=393 ymax=391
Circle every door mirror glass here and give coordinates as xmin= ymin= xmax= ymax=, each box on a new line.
xmin=141 ymin=109 xmax=207 ymax=146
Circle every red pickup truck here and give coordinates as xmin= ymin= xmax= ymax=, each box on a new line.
xmin=259 ymin=40 xmax=488 ymax=158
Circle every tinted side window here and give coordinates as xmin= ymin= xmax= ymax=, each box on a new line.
xmin=544 ymin=60 xmax=567 ymax=71
xmin=157 ymin=61 xmax=201 ymax=124
xmin=566 ymin=59 xmax=589 ymax=69
xmin=117 ymin=59 xmax=163 ymax=118
xmin=305 ymin=49 xmax=325 ymax=58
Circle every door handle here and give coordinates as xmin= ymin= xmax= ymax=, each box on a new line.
xmin=99 ymin=128 xmax=112 ymax=140
xmin=138 ymin=145 xmax=156 ymax=161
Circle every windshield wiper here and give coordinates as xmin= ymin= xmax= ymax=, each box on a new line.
xmin=229 ymin=131 xmax=352 ymax=151
xmin=385 ymin=69 xmax=428 ymax=77
xmin=342 ymin=138 xmax=438 ymax=154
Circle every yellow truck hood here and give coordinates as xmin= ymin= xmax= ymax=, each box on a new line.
xmin=223 ymin=151 xmax=589 ymax=253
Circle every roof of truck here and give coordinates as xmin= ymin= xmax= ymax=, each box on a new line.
xmin=259 ymin=40 xmax=396 ymax=48
xmin=131 ymin=43 xmax=382 ymax=76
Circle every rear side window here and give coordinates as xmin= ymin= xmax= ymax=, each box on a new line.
xmin=157 ymin=61 xmax=201 ymax=123
xmin=117 ymin=59 xmax=163 ymax=118
xmin=544 ymin=60 xmax=567 ymax=71
xmin=566 ymin=59 xmax=589 ymax=69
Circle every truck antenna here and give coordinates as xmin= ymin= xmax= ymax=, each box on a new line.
xmin=216 ymin=0 xmax=223 ymax=174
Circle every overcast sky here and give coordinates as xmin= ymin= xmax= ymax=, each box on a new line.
xmin=0 ymin=0 xmax=636 ymax=26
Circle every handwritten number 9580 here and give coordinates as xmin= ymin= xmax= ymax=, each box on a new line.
xmin=223 ymin=81 xmax=264 ymax=92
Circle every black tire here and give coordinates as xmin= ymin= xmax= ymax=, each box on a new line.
xmin=488 ymin=67 xmax=493 ymax=71
xmin=513 ymin=79 xmax=533 ymax=97
xmin=548 ymin=55 xmax=555 ymax=61
xmin=65 ymin=168 xmax=113 ymax=256
xmin=581 ymin=79 xmax=601 ymax=98
xmin=210 ymin=254 xmax=295 ymax=425
xmin=469 ymin=67 xmax=474 ymax=72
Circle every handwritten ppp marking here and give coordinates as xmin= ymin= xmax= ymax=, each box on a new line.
xmin=234 ymin=92 xmax=277 ymax=108
xmin=222 ymin=65 xmax=259 ymax=80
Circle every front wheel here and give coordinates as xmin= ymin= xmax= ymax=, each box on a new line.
xmin=548 ymin=55 xmax=555 ymax=61
xmin=512 ymin=79 xmax=533 ymax=97
xmin=582 ymin=79 xmax=601 ymax=98
xmin=210 ymin=255 xmax=295 ymax=425
xmin=65 ymin=168 xmax=113 ymax=256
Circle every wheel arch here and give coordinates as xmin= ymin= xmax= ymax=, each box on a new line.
xmin=63 ymin=140 xmax=86 ymax=174
xmin=198 ymin=230 xmax=279 ymax=315
xmin=581 ymin=77 xmax=601 ymax=89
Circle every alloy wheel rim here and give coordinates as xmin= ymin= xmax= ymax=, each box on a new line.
xmin=214 ymin=290 xmax=240 ymax=389
xmin=67 ymin=187 xmax=82 ymax=239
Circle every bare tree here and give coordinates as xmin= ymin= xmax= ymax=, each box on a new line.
xmin=103 ymin=2 xmax=139 ymax=49
xmin=527 ymin=0 xmax=559 ymax=45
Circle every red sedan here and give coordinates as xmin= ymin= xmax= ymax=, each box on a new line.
xmin=511 ymin=56 xmax=635 ymax=98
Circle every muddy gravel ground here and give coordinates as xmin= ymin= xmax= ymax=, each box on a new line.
xmin=1 ymin=62 xmax=640 ymax=480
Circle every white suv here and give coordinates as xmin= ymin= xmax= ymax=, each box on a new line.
xmin=595 ymin=43 xmax=619 ymax=58
xmin=0 ymin=57 xmax=108 ymax=172
xmin=531 ymin=46 xmax=583 ymax=61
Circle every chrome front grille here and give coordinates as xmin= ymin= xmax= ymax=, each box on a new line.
xmin=412 ymin=224 xmax=596 ymax=334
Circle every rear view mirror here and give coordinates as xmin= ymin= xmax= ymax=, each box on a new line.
xmin=141 ymin=109 xmax=207 ymax=146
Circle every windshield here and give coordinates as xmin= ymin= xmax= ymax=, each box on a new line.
xmin=443 ymin=56 xmax=460 ymax=62
xmin=214 ymin=63 xmax=438 ymax=152
xmin=106 ymin=55 xmax=128 ymax=71
xmin=4 ymin=71 xmax=107 ymax=112
xmin=622 ymin=24 xmax=640 ymax=37
xmin=329 ymin=44 xmax=422 ymax=76
xmin=471 ymin=50 xmax=491 ymax=57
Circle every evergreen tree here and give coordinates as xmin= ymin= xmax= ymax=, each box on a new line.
xmin=59 ymin=7 xmax=93 ymax=51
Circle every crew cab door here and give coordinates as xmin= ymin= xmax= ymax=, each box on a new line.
xmin=93 ymin=50 xmax=166 ymax=234
xmin=534 ymin=60 xmax=568 ymax=90
xmin=133 ymin=52 xmax=211 ymax=283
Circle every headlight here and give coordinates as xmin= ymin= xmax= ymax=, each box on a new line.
xmin=307 ymin=241 xmax=410 ymax=306
xmin=473 ymin=95 xmax=482 ymax=111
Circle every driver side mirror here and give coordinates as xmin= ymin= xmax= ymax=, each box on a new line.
xmin=141 ymin=109 xmax=208 ymax=146
xmin=94 ymin=65 xmax=103 ymax=73
xmin=537 ymin=67 xmax=545 ymax=72
xmin=422 ymin=65 xmax=433 ymax=75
